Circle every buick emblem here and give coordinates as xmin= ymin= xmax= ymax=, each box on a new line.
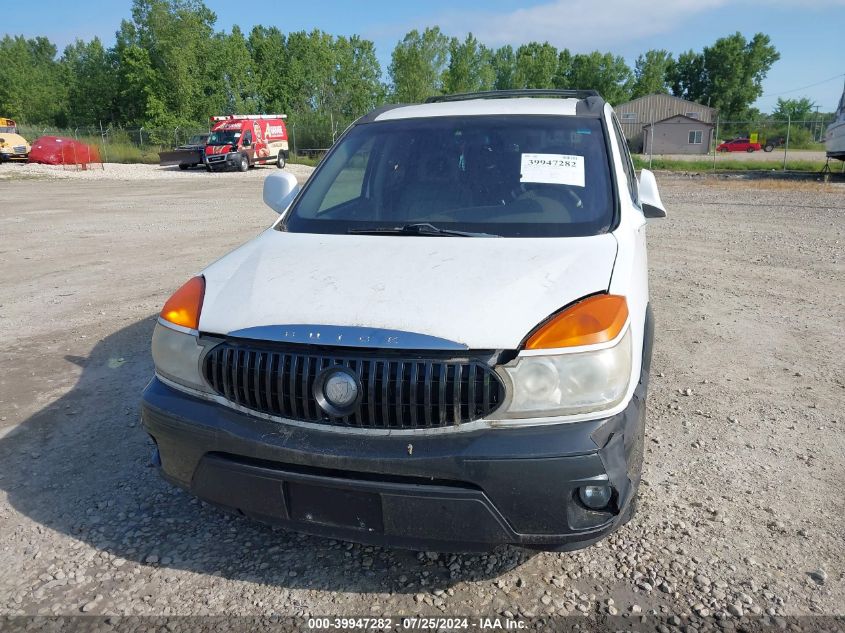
xmin=314 ymin=367 xmax=361 ymax=416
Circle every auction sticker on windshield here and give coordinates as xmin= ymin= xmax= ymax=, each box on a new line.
xmin=520 ymin=153 xmax=585 ymax=187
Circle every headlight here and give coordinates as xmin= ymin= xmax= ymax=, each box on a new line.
xmin=153 ymin=275 xmax=210 ymax=392
xmin=491 ymin=294 xmax=633 ymax=421
xmin=151 ymin=322 xmax=211 ymax=392
xmin=495 ymin=328 xmax=631 ymax=418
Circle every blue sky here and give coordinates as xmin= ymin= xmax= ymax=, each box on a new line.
xmin=5 ymin=0 xmax=845 ymax=114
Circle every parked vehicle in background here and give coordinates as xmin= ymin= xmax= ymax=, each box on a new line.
xmin=716 ymin=138 xmax=762 ymax=153
xmin=204 ymin=114 xmax=289 ymax=172
xmin=158 ymin=133 xmax=210 ymax=170
xmin=762 ymin=137 xmax=785 ymax=152
xmin=824 ymin=81 xmax=845 ymax=161
xmin=142 ymin=89 xmax=668 ymax=552
xmin=0 ymin=117 xmax=30 ymax=162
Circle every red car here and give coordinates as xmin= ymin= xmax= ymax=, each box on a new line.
xmin=716 ymin=138 xmax=762 ymax=153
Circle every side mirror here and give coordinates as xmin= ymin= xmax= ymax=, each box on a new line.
xmin=638 ymin=169 xmax=667 ymax=219
xmin=263 ymin=171 xmax=300 ymax=214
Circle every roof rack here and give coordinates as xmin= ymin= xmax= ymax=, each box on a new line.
xmin=425 ymin=89 xmax=601 ymax=103
xmin=210 ymin=114 xmax=287 ymax=121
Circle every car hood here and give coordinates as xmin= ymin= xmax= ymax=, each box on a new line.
xmin=0 ymin=133 xmax=29 ymax=149
xmin=199 ymin=230 xmax=618 ymax=350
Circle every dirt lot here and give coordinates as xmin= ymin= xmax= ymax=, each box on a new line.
xmin=0 ymin=164 xmax=843 ymax=627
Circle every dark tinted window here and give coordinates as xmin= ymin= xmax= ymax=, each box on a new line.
xmin=283 ymin=115 xmax=614 ymax=238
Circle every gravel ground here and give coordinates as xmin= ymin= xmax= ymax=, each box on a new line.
xmin=0 ymin=161 xmax=315 ymax=182
xmin=0 ymin=167 xmax=843 ymax=628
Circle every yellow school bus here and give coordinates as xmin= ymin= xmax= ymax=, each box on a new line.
xmin=0 ymin=117 xmax=31 ymax=162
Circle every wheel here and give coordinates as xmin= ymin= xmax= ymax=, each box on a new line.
xmin=746 ymin=147 xmax=755 ymax=153
xmin=763 ymin=144 xmax=774 ymax=152
xmin=276 ymin=153 xmax=286 ymax=169
xmin=238 ymin=154 xmax=249 ymax=172
xmin=178 ymin=163 xmax=189 ymax=170
xmin=205 ymin=164 xmax=212 ymax=172
xmin=718 ymin=147 xmax=727 ymax=153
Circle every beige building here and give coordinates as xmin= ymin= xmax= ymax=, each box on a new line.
xmin=642 ymin=115 xmax=715 ymax=155
xmin=616 ymin=94 xmax=717 ymax=152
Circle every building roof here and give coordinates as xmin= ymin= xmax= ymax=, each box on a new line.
xmin=642 ymin=114 xmax=715 ymax=129
xmin=616 ymin=93 xmax=716 ymax=113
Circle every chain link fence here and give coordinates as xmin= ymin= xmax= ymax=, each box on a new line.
xmin=16 ymin=120 xmax=344 ymax=164
xmin=637 ymin=114 xmax=836 ymax=172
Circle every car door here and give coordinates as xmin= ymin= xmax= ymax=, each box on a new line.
xmin=240 ymin=129 xmax=254 ymax=161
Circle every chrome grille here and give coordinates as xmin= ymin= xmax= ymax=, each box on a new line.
xmin=13 ymin=145 xmax=26 ymax=154
xmin=202 ymin=342 xmax=505 ymax=429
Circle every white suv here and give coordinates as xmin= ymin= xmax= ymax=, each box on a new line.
xmin=142 ymin=89 xmax=666 ymax=552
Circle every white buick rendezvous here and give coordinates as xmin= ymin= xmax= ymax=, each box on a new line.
xmin=142 ymin=89 xmax=666 ymax=552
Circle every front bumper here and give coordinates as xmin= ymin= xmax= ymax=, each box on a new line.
xmin=141 ymin=373 xmax=647 ymax=551
xmin=0 ymin=151 xmax=28 ymax=161
xmin=203 ymin=152 xmax=239 ymax=168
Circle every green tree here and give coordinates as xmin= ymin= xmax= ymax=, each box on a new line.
xmin=552 ymin=49 xmax=572 ymax=89
xmin=204 ymin=25 xmax=260 ymax=115
xmin=513 ymin=42 xmax=558 ymax=89
xmin=444 ymin=33 xmax=494 ymax=94
xmin=670 ymin=33 xmax=779 ymax=118
xmin=388 ymin=27 xmax=450 ymax=102
xmin=61 ymin=38 xmax=118 ymax=126
xmin=114 ymin=0 xmax=217 ymax=128
xmin=566 ymin=51 xmax=633 ymax=104
xmin=0 ymin=35 xmax=66 ymax=124
xmin=331 ymin=35 xmax=384 ymax=118
xmin=491 ymin=45 xmax=516 ymax=90
xmin=667 ymin=50 xmax=707 ymax=105
xmin=631 ymin=49 xmax=673 ymax=98
xmin=772 ymin=97 xmax=815 ymax=120
xmin=247 ymin=26 xmax=288 ymax=113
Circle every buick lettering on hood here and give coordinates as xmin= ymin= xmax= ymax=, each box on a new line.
xmin=141 ymin=89 xmax=667 ymax=552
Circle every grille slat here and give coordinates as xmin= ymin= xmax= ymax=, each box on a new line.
xmin=453 ymin=364 xmax=462 ymax=426
xmin=409 ymin=362 xmax=419 ymax=427
xmin=423 ymin=362 xmax=433 ymax=427
xmin=203 ymin=343 xmax=505 ymax=430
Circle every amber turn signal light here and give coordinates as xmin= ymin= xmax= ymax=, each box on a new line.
xmin=160 ymin=276 xmax=205 ymax=330
xmin=524 ymin=294 xmax=628 ymax=349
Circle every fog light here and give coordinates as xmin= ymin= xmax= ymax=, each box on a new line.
xmin=578 ymin=485 xmax=612 ymax=510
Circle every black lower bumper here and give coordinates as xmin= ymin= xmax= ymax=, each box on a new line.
xmin=141 ymin=370 xmax=648 ymax=551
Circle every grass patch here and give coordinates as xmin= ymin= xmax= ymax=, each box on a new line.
xmin=98 ymin=142 xmax=161 ymax=164
xmin=633 ymin=156 xmax=829 ymax=173
xmin=289 ymin=154 xmax=321 ymax=167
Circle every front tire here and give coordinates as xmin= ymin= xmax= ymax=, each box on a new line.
xmin=238 ymin=154 xmax=249 ymax=172
xmin=276 ymin=153 xmax=286 ymax=169
xmin=178 ymin=163 xmax=189 ymax=170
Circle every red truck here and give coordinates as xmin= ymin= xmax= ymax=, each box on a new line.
xmin=204 ymin=114 xmax=289 ymax=172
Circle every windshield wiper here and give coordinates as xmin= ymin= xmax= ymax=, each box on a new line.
xmin=348 ymin=223 xmax=500 ymax=238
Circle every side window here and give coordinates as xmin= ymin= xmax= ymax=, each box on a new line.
xmin=611 ymin=114 xmax=638 ymax=205
xmin=317 ymin=136 xmax=375 ymax=213
xmin=242 ymin=131 xmax=252 ymax=147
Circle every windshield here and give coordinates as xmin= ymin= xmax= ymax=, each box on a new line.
xmin=208 ymin=130 xmax=240 ymax=146
xmin=0 ymin=126 xmax=17 ymax=134
xmin=188 ymin=134 xmax=208 ymax=145
xmin=283 ymin=115 xmax=614 ymax=238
